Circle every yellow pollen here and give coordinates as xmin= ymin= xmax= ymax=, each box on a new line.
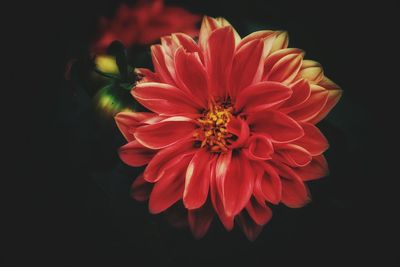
xmin=195 ymin=103 xmax=234 ymax=153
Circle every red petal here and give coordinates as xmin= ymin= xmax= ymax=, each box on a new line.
xmin=144 ymin=140 xmax=196 ymax=182
xmin=264 ymin=48 xmax=304 ymax=79
xmin=174 ymin=48 xmax=208 ymax=108
xmin=205 ymin=26 xmax=236 ymax=100
xmin=238 ymin=30 xmax=276 ymax=55
xmin=229 ymin=39 xmax=264 ymax=99
xmin=274 ymin=144 xmax=312 ymax=167
xmin=293 ymin=122 xmax=329 ymax=156
xmin=245 ymin=197 xmax=273 ymax=225
xmin=296 ymin=155 xmax=329 ymax=181
xmin=227 ymin=117 xmax=250 ymax=149
xmin=188 ymin=202 xmax=214 ymax=239
xmin=148 ymin=155 xmax=192 ymax=214
xmin=221 ymin=152 xmax=254 ymax=217
xmin=279 ymin=79 xmax=311 ymax=110
xmin=286 ymin=85 xmax=329 ymax=122
xmin=260 ymin=163 xmax=282 ymax=204
xmin=310 ymin=77 xmax=342 ymax=123
xmin=267 ymin=53 xmax=303 ymax=84
xmin=246 ymin=134 xmax=274 ymax=161
xmin=210 ymin=155 xmax=234 ymax=230
xmin=151 ymin=45 xmax=176 ymax=85
xmin=237 ymin=211 xmax=264 ymax=241
xmin=248 ymin=110 xmax=304 ymax=143
xmin=119 ymin=140 xmax=157 ymax=167
xmin=115 ymin=112 xmax=157 ymax=142
xmin=131 ymin=174 xmax=153 ymax=202
xmin=183 ymin=149 xmax=212 ymax=209
xmin=235 ymin=81 xmax=292 ymax=113
xmin=134 ymin=116 xmax=196 ymax=149
xmin=274 ymin=162 xmax=311 ymax=208
xmin=132 ymin=82 xmax=202 ymax=115
xmin=198 ymin=16 xmax=222 ymax=51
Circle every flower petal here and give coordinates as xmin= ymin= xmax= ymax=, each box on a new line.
xmin=245 ymin=197 xmax=273 ymax=226
xmin=237 ymin=211 xmax=264 ymax=241
xmin=119 ymin=140 xmax=157 ymax=167
xmin=296 ymin=155 xmax=329 ymax=181
xmin=274 ymin=143 xmax=312 ymax=167
xmin=248 ymin=110 xmax=304 ymax=143
xmin=260 ymin=163 xmax=282 ymax=204
xmin=198 ymin=16 xmax=223 ymax=51
xmin=278 ymin=79 xmax=311 ymax=110
xmin=235 ymin=81 xmax=292 ymax=113
xmin=183 ymin=149 xmax=212 ymax=209
xmin=286 ymin=85 xmax=329 ymax=122
xmin=270 ymin=31 xmax=289 ymax=53
xmin=115 ymin=112 xmax=157 ymax=142
xmin=263 ymin=48 xmax=304 ymax=80
xmin=210 ymin=154 xmax=234 ymax=230
xmin=131 ymin=174 xmax=153 ymax=202
xmin=151 ymin=44 xmax=176 ymax=85
xmin=135 ymin=68 xmax=160 ymax=83
xmin=309 ymin=77 xmax=342 ymax=123
xmin=134 ymin=116 xmax=196 ymax=149
xmin=274 ymin=162 xmax=311 ymax=208
xmin=296 ymin=60 xmax=324 ymax=84
xmin=246 ymin=134 xmax=274 ymax=161
xmin=148 ymin=154 xmax=192 ymax=214
xmin=174 ymin=47 xmax=208 ymax=108
xmin=132 ymin=82 xmax=202 ymax=115
xmin=227 ymin=117 xmax=250 ymax=149
xmin=238 ymin=30 xmax=276 ymax=55
xmin=188 ymin=202 xmax=214 ymax=239
xmin=221 ymin=152 xmax=254 ymax=217
xmin=205 ymin=26 xmax=236 ymax=100
xmin=144 ymin=140 xmax=196 ymax=182
xmin=267 ymin=53 xmax=303 ymax=84
xmin=229 ymin=39 xmax=265 ymax=99
xmin=293 ymin=122 xmax=329 ymax=156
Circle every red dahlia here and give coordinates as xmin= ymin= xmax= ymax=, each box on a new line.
xmin=115 ymin=16 xmax=342 ymax=240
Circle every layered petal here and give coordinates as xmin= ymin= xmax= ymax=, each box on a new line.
xmin=274 ymin=144 xmax=312 ymax=167
xmin=245 ymin=134 xmax=274 ymax=161
xmin=270 ymin=31 xmax=289 ymax=52
xmin=132 ymin=82 xmax=202 ymax=115
xmin=259 ymin=163 xmax=282 ymax=204
xmin=205 ymin=26 xmax=236 ymax=100
xmin=216 ymin=152 xmax=254 ymax=217
xmin=296 ymin=155 xmax=329 ymax=181
xmin=183 ymin=149 xmax=213 ymax=209
xmin=274 ymin=162 xmax=311 ymax=208
xmin=134 ymin=116 xmax=196 ymax=149
xmin=188 ymin=202 xmax=214 ymax=239
xmin=144 ymin=140 xmax=196 ymax=182
xmin=115 ymin=111 xmax=157 ymax=142
xmin=248 ymin=110 xmax=304 ymax=143
xmin=266 ymin=53 xmax=303 ymax=84
xmin=119 ymin=140 xmax=157 ymax=167
xmin=286 ymin=84 xmax=329 ymax=122
xmin=296 ymin=60 xmax=324 ymax=84
xmin=229 ymin=39 xmax=265 ymax=99
xmin=237 ymin=211 xmax=264 ymax=241
xmin=278 ymin=79 xmax=311 ymax=110
xmin=234 ymin=81 xmax=292 ymax=113
xmin=174 ymin=47 xmax=208 ymax=107
xmin=293 ymin=122 xmax=329 ymax=156
xmin=148 ymin=154 xmax=192 ymax=214
xmin=310 ymin=77 xmax=342 ymax=123
xmin=245 ymin=197 xmax=273 ymax=226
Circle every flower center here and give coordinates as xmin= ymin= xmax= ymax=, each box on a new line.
xmin=195 ymin=102 xmax=234 ymax=153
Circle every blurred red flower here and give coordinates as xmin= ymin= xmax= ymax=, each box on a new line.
xmin=92 ymin=0 xmax=200 ymax=53
xmin=116 ymin=16 xmax=342 ymax=240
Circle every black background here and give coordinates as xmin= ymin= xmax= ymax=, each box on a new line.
xmin=5 ymin=0 xmax=398 ymax=266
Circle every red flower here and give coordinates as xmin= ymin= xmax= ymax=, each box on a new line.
xmin=116 ymin=16 xmax=342 ymax=240
xmin=92 ymin=0 xmax=200 ymax=53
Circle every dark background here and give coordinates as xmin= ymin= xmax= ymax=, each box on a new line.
xmin=5 ymin=0 xmax=397 ymax=266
